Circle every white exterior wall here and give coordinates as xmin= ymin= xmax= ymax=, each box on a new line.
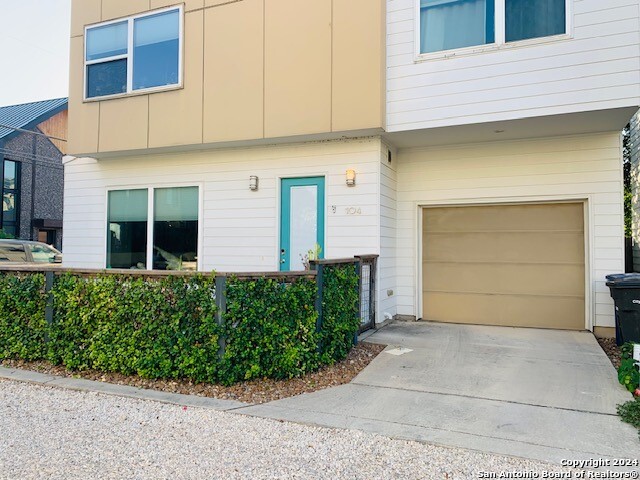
xmin=379 ymin=143 xmax=398 ymax=320
xmin=395 ymin=132 xmax=624 ymax=329
xmin=387 ymin=0 xmax=640 ymax=132
xmin=63 ymin=138 xmax=384 ymax=272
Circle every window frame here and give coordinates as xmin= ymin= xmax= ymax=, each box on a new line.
xmin=104 ymin=183 xmax=203 ymax=271
xmin=414 ymin=0 xmax=572 ymax=62
xmin=1 ymin=159 xmax=21 ymax=237
xmin=84 ymin=5 xmax=184 ymax=102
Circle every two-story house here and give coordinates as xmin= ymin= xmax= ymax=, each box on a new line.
xmin=63 ymin=0 xmax=640 ymax=339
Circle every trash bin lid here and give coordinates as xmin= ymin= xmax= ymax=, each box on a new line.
xmin=606 ymin=273 xmax=640 ymax=287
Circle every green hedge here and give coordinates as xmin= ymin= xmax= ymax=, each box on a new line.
xmin=0 ymin=273 xmax=47 ymax=360
xmin=0 ymin=263 xmax=362 ymax=385
xmin=221 ymin=276 xmax=318 ymax=383
xmin=319 ymin=264 xmax=361 ymax=364
xmin=48 ymin=274 xmax=219 ymax=382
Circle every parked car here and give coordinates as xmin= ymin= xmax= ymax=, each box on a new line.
xmin=0 ymin=240 xmax=62 ymax=265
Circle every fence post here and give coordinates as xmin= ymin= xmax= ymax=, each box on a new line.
xmin=44 ymin=271 xmax=55 ymax=342
xmin=310 ymin=261 xmax=324 ymax=334
xmin=353 ymin=258 xmax=363 ymax=345
xmin=215 ymin=275 xmax=227 ymax=359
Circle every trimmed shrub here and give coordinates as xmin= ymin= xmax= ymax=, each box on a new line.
xmin=0 ymin=273 xmax=47 ymax=360
xmin=221 ymin=276 xmax=318 ymax=384
xmin=0 ymin=263 xmax=362 ymax=385
xmin=49 ymin=274 xmax=219 ymax=382
xmin=319 ymin=263 xmax=361 ymax=364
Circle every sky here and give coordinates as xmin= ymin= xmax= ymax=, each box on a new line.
xmin=0 ymin=0 xmax=71 ymax=107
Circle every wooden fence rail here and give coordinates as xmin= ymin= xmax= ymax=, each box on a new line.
xmin=0 ymin=255 xmax=379 ymax=356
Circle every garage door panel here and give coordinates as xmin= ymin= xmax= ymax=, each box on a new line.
xmin=423 ymin=231 xmax=585 ymax=265
xmin=422 ymin=203 xmax=585 ymax=330
xmin=423 ymin=292 xmax=585 ymax=330
xmin=423 ymin=262 xmax=585 ymax=297
xmin=423 ymin=203 xmax=584 ymax=234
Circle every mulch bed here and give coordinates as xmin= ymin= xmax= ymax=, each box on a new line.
xmin=1 ymin=342 xmax=386 ymax=404
xmin=597 ymin=337 xmax=622 ymax=369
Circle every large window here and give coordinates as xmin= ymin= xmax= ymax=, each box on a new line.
xmin=1 ymin=160 xmax=20 ymax=237
xmin=419 ymin=0 xmax=567 ymax=55
xmin=107 ymin=189 xmax=148 ymax=269
xmin=85 ymin=6 xmax=182 ymax=100
xmin=107 ymin=186 xmax=198 ymax=271
xmin=153 ymin=187 xmax=198 ymax=271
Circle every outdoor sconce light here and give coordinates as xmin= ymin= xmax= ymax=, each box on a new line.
xmin=249 ymin=175 xmax=259 ymax=191
xmin=346 ymin=169 xmax=356 ymax=187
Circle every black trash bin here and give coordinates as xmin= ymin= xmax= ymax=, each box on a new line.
xmin=605 ymin=273 xmax=640 ymax=346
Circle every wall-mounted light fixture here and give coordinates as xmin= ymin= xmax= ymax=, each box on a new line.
xmin=249 ymin=175 xmax=259 ymax=191
xmin=346 ymin=169 xmax=356 ymax=187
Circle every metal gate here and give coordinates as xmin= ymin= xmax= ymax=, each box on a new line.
xmin=357 ymin=255 xmax=377 ymax=333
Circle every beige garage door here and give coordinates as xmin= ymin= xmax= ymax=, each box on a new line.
xmin=422 ymin=203 xmax=585 ymax=330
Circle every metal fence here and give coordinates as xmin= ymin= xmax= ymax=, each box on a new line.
xmin=357 ymin=255 xmax=377 ymax=333
xmin=0 ymin=254 xmax=379 ymax=335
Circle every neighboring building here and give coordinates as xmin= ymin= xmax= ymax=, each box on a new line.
xmin=64 ymin=0 xmax=640 ymax=338
xmin=0 ymin=98 xmax=68 ymax=250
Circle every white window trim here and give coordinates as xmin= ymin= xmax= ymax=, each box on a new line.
xmin=414 ymin=0 xmax=572 ymax=62
xmin=105 ymin=183 xmax=203 ymax=272
xmin=84 ymin=5 xmax=184 ymax=102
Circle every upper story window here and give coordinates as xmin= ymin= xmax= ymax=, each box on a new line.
xmin=85 ymin=6 xmax=183 ymax=100
xmin=419 ymin=0 xmax=495 ymax=54
xmin=505 ymin=0 xmax=566 ymax=42
xmin=419 ymin=0 xmax=567 ymax=55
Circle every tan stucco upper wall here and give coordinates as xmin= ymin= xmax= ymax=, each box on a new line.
xmin=203 ymin=0 xmax=264 ymax=143
xmin=68 ymin=0 xmax=385 ymax=156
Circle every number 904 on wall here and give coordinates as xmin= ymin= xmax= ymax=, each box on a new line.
xmin=345 ymin=207 xmax=362 ymax=215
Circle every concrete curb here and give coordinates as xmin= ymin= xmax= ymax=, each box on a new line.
xmin=0 ymin=366 xmax=250 ymax=411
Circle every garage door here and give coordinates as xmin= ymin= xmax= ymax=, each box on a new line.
xmin=422 ymin=203 xmax=585 ymax=330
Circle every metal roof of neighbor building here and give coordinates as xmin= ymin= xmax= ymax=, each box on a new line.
xmin=0 ymin=97 xmax=68 ymax=141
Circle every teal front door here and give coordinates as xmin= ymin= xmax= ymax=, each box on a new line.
xmin=280 ymin=177 xmax=325 ymax=271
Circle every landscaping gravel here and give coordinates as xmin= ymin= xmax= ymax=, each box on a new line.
xmin=1 ymin=343 xmax=385 ymax=404
xmin=0 ymin=378 xmax=575 ymax=480
xmin=597 ymin=337 xmax=622 ymax=369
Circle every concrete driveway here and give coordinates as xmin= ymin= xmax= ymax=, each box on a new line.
xmin=238 ymin=322 xmax=639 ymax=464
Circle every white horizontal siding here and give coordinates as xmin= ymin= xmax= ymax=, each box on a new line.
xmin=379 ymin=143 xmax=398 ymax=321
xmin=394 ymin=132 xmax=624 ymax=329
xmin=387 ymin=0 xmax=640 ymax=131
xmin=63 ymin=138 xmax=382 ymax=271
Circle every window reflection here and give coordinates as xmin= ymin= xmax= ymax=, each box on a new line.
xmin=107 ymin=189 xmax=148 ymax=269
xmin=153 ymin=187 xmax=198 ymax=271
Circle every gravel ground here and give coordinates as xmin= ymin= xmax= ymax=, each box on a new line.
xmin=0 ymin=379 xmax=575 ymax=480
xmin=1 ymin=343 xmax=385 ymax=404
xmin=597 ymin=337 xmax=622 ymax=369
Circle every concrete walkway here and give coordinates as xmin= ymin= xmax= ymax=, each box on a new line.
xmin=237 ymin=322 xmax=640 ymax=464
